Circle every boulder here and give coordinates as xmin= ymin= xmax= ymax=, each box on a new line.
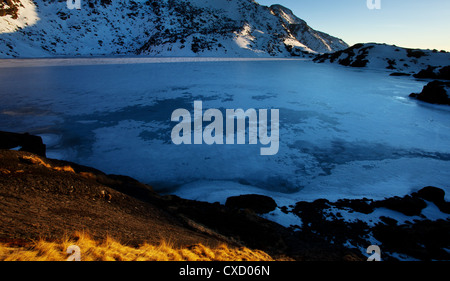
xmin=373 ymin=195 xmax=427 ymax=216
xmin=416 ymin=186 xmax=445 ymax=203
xmin=225 ymin=194 xmax=277 ymax=214
xmin=409 ymin=80 xmax=450 ymax=105
xmin=415 ymin=186 xmax=450 ymax=214
xmin=389 ymin=72 xmax=411 ymax=77
xmin=0 ymin=131 xmax=46 ymax=157
xmin=335 ymin=198 xmax=374 ymax=214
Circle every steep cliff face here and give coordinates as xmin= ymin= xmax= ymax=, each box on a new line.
xmin=0 ymin=0 xmax=348 ymax=58
xmin=269 ymin=4 xmax=348 ymax=54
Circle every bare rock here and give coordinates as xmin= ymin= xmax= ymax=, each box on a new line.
xmin=0 ymin=131 xmax=46 ymax=157
xmin=225 ymin=194 xmax=277 ymax=214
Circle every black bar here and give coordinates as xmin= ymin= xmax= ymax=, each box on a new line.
xmin=1 ymin=261 xmax=448 ymax=280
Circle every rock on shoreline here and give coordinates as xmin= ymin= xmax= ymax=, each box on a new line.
xmin=225 ymin=194 xmax=277 ymax=214
xmin=278 ymin=186 xmax=450 ymax=261
xmin=409 ymin=80 xmax=450 ymax=105
xmin=0 ymin=131 xmax=46 ymax=157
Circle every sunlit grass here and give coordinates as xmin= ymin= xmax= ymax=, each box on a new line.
xmin=0 ymin=231 xmax=281 ymax=261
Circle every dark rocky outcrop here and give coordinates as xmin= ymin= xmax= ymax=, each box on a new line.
xmin=416 ymin=186 xmax=446 ymax=202
xmin=0 ymin=0 xmax=19 ymax=19
xmin=409 ymin=80 xmax=450 ymax=105
xmin=389 ymin=72 xmax=411 ymax=77
xmin=413 ymin=65 xmax=450 ymax=80
xmin=406 ymin=49 xmax=427 ymax=59
xmin=416 ymin=186 xmax=450 ymax=214
xmin=284 ymin=186 xmax=450 ymax=261
xmin=304 ymin=186 xmax=449 ymax=217
xmin=372 ymin=219 xmax=450 ymax=261
xmin=334 ymin=198 xmax=374 ymax=214
xmin=313 ymin=43 xmax=372 ymax=68
xmin=373 ymin=195 xmax=427 ymax=216
xmin=225 ymin=194 xmax=277 ymax=214
xmin=0 ymin=131 xmax=46 ymax=157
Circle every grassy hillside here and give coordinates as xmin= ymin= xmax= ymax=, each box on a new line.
xmin=0 ymin=231 xmax=280 ymax=261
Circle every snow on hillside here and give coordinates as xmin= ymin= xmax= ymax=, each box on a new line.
xmin=0 ymin=0 xmax=348 ymax=58
xmin=0 ymin=0 xmax=38 ymax=34
xmin=270 ymin=4 xmax=347 ymax=54
xmin=314 ymin=43 xmax=450 ymax=74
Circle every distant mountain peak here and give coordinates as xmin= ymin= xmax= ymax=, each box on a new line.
xmin=270 ymin=4 xmax=303 ymax=25
xmin=269 ymin=4 xmax=348 ymax=53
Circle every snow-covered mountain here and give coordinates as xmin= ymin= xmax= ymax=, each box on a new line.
xmin=314 ymin=43 xmax=450 ymax=74
xmin=0 ymin=0 xmax=348 ymax=58
xmin=269 ymin=4 xmax=347 ymax=54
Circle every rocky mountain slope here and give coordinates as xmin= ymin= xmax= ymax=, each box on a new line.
xmin=0 ymin=0 xmax=348 ymax=58
xmin=314 ymin=43 xmax=450 ymax=74
xmin=0 ymin=148 xmax=365 ymax=261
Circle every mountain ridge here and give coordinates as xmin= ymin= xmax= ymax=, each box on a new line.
xmin=0 ymin=0 xmax=349 ymax=58
xmin=314 ymin=42 xmax=450 ymax=74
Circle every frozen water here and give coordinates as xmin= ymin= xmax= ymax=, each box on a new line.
xmin=0 ymin=58 xmax=449 ymax=208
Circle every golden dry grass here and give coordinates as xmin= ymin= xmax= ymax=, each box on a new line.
xmin=0 ymin=232 xmax=279 ymax=261
xmin=19 ymin=155 xmax=75 ymax=173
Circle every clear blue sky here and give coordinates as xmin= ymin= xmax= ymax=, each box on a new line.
xmin=256 ymin=0 xmax=450 ymax=51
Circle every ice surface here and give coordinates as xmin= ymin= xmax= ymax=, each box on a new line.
xmin=0 ymin=57 xmax=449 ymax=210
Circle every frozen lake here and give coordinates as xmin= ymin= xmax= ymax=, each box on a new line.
xmin=1 ymin=57 xmax=449 ymax=207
